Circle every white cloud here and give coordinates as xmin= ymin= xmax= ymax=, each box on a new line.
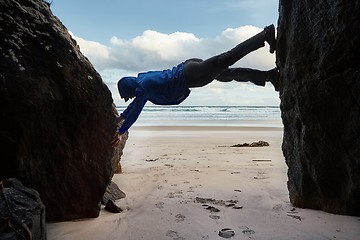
xmin=108 ymin=30 xmax=201 ymax=71
xmin=131 ymin=30 xmax=200 ymax=60
xmin=71 ymin=26 xmax=279 ymax=106
xmin=71 ymin=33 xmax=112 ymax=70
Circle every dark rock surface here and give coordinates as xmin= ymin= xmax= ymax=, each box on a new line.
xmin=104 ymin=199 xmax=123 ymax=213
xmin=0 ymin=178 xmax=46 ymax=240
xmin=102 ymin=181 xmax=126 ymax=205
xmin=277 ymin=0 xmax=360 ymax=215
xmin=0 ymin=0 xmax=125 ymax=221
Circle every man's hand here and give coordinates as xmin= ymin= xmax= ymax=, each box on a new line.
xmin=116 ymin=115 xmax=125 ymax=124
xmin=112 ymin=115 xmax=125 ymax=147
xmin=111 ymin=132 xmax=122 ymax=147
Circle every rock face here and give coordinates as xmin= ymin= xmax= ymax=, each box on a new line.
xmin=0 ymin=0 xmax=123 ymax=221
xmin=277 ymin=0 xmax=360 ymax=215
xmin=0 ymin=178 xmax=46 ymax=240
xmin=102 ymin=181 xmax=126 ymax=205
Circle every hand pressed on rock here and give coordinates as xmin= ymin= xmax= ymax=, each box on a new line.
xmin=116 ymin=115 xmax=124 ymax=124
xmin=111 ymin=132 xmax=122 ymax=147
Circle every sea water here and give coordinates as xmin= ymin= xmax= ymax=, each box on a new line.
xmin=116 ymin=105 xmax=282 ymax=127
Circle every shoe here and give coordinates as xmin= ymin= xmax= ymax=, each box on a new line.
xmin=267 ymin=67 xmax=280 ymax=91
xmin=264 ymin=24 xmax=276 ymax=53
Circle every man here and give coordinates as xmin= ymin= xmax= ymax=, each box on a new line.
xmin=112 ymin=24 xmax=279 ymax=147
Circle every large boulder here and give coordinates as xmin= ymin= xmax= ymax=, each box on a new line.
xmin=277 ymin=0 xmax=360 ymax=215
xmin=0 ymin=0 xmax=124 ymax=221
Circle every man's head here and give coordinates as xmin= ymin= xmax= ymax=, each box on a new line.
xmin=117 ymin=77 xmax=137 ymax=102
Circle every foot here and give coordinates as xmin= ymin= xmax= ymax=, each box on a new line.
xmin=264 ymin=24 xmax=276 ymax=53
xmin=267 ymin=68 xmax=280 ymax=91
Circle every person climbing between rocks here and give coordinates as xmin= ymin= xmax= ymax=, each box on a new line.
xmin=111 ymin=24 xmax=279 ymax=147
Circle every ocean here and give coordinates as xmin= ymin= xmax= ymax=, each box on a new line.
xmin=116 ymin=105 xmax=282 ymax=128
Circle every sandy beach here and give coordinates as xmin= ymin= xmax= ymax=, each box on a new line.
xmin=47 ymin=125 xmax=359 ymax=240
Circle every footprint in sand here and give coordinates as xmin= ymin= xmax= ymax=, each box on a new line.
xmin=167 ymin=192 xmax=175 ymax=198
xmin=272 ymin=204 xmax=284 ymax=212
xmin=175 ymin=214 xmax=186 ymax=223
xmin=254 ymin=170 xmax=267 ymax=179
xmin=209 ymin=215 xmax=220 ymax=220
xmin=242 ymin=229 xmax=255 ymax=235
xmin=166 ymin=230 xmax=185 ymax=240
xmin=218 ymin=228 xmax=235 ymax=238
xmin=202 ymin=204 xmax=220 ymax=213
xmin=155 ymin=202 xmax=165 ymax=209
xmin=239 ymin=226 xmax=255 ymax=235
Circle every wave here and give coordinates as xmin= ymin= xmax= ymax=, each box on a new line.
xmin=116 ymin=105 xmax=281 ymax=125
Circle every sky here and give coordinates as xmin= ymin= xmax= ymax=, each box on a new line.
xmin=50 ymin=0 xmax=280 ymax=106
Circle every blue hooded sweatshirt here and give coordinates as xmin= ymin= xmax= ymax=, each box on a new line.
xmin=117 ymin=63 xmax=190 ymax=134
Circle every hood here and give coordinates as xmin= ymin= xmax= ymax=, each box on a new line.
xmin=117 ymin=77 xmax=137 ymax=102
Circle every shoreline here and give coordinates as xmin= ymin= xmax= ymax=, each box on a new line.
xmin=131 ymin=125 xmax=283 ymax=131
xmin=47 ymin=125 xmax=359 ymax=240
